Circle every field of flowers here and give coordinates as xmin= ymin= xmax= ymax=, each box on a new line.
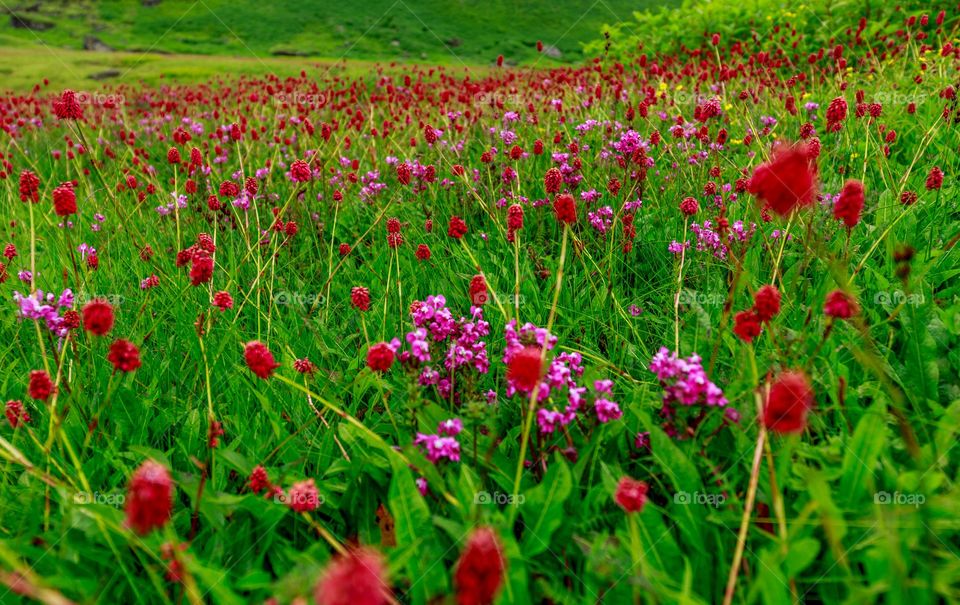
xmin=1 ymin=2 xmax=959 ymax=604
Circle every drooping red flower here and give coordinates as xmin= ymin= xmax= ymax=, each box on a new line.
xmin=18 ymin=170 xmax=39 ymax=203
xmin=614 ymin=476 xmax=648 ymax=513
xmin=507 ymin=204 xmax=524 ymax=231
xmin=823 ymin=290 xmax=859 ymax=319
xmin=366 ymin=342 xmax=395 ymax=372
xmin=5 ymin=400 xmax=30 ymax=427
xmin=52 ymin=89 xmax=83 ymax=120
xmin=763 ymin=371 xmax=814 ymax=434
xmin=553 ymin=193 xmax=577 ymax=224
xmin=507 ymin=346 xmax=543 ymax=392
xmin=733 ymin=309 xmax=763 ymax=342
xmin=747 ymin=144 xmax=817 ymax=216
xmin=448 ymin=216 xmax=468 ymax=239
xmin=753 ymin=285 xmax=782 ymax=322
xmin=469 ymin=274 xmax=488 ymax=306
xmin=926 ymin=166 xmax=944 ymax=191
xmin=454 ymin=527 xmax=505 ymax=605
xmin=544 ymin=167 xmax=562 ymax=194
xmin=351 ymin=286 xmax=371 ymax=312
xmin=834 ymin=180 xmax=865 ymax=228
xmin=82 ymin=299 xmax=115 ymax=336
xmin=286 ymin=478 xmax=321 ymax=512
xmin=290 ymin=159 xmax=312 ymax=183
xmin=107 ymin=339 xmax=142 ymax=373
xmin=125 ymin=460 xmax=173 ymax=535
xmin=52 ymin=182 xmax=77 ymax=216
xmin=314 ymin=547 xmax=392 ymax=605
xmin=244 ymin=341 xmax=279 ymax=379
xmin=28 ymin=370 xmax=54 ymax=401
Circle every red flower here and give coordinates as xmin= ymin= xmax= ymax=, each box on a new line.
xmin=314 ymin=547 xmax=392 ymax=605
xmin=351 ymin=286 xmax=371 ymax=312
xmin=507 ymin=346 xmax=543 ymax=392
xmin=826 ymin=96 xmax=848 ymax=132
xmin=753 ymin=285 xmax=782 ymax=321
xmin=552 ymin=193 xmax=577 ymax=224
xmin=454 ymin=527 xmax=505 ymax=605
xmin=189 ymin=252 xmax=213 ymax=286
xmin=834 ymin=180 xmax=865 ymax=228
xmin=5 ymin=400 xmax=30 ymax=428
xmin=82 ymin=299 xmax=115 ymax=336
xmin=544 ymin=167 xmax=562 ymax=194
xmin=366 ymin=342 xmax=395 ymax=372
xmin=747 ymin=144 xmax=817 ymax=216
xmin=396 ymin=162 xmax=412 ymax=185
xmin=339 ymin=243 xmax=351 ymax=256
xmin=763 ymin=371 xmax=814 ymax=434
xmin=212 ymin=291 xmax=234 ymax=311
xmin=52 ymin=89 xmax=83 ymax=120
xmin=469 ymin=274 xmax=488 ymax=306
xmin=167 ymin=147 xmax=181 ymax=164
xmin=679 ymin=196 xmax=699 ymax=216
xmin=507 ymin=204 xmax=524 ymax=231
xmin=294 ymin=358 xmax=316 ymax=374
xmin=733 ymin=309 xmax=763 ymax=342
xmin=52 ymin=182 xmax=77 ymax=216
xmin=290 ymin=159 xmax=312 ymax=182
xmin=448 ymin=216 xmax=468 ymax=239
xmin=125 ymin=460 xmax=173 ymax=535
xmin=415 ymin=243 xmax=431 ymax=261
xmin=614 ymin=476 xmax=648 ymax=513
xmin=286 ymin=478 xmax=321 ymax=512
xmin=18 ymin=170 xmax=39 ymax=203
xmin=823 ymin=290 xmax=859 ymax=319
xmin=244 ymin=341 xmax=279 ymax=379
xmin=107 ymin=339 xmax=142 ymax=373
xmin=926 ymin=166 xmax=944 ymax=191
xmin=249 ymin=465 xmax=270 ymax=494
xmin=28 ymin=370 xmax=55 ymax=401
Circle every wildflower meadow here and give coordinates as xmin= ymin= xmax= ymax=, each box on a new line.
xmin=1 ymin=1 xmax=959 ymax=603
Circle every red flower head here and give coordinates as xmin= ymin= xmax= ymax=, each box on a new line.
xmin=507 ymin=204 xmax=524 ymax=232
xmin=351 ymin=286 xmax=371 ymax=312
xmin=108 ymin=339 xmax=142 ymax=373
xmin=448 ymin=216 xmax=468 ymax=239
xmin=82 ymin=299 xmax=115 ymax=336
xmin=290 ymin=159 xmax=312 ymax=183
xmin=926 ymin=166 xmax=944 ymax=191
xmin=553 ymin=193 xmax=577 ymax=224
xmin=415 ymin=244 xmax=431 ymax=261
xmin=28 ymin=370 xmax=55 ymax=401
xmin=763 ymin=371 xmax=814 ymax=434
xmin=823 ymin=290 xmax=859 ymax=319
xmin=314 ymin=547 xmax=392 ymax=605
xmin=747 ymin=144 xmax=817 ymax=216
xmin=507 ymin=346 xmax=543 ymax=392
xmin=167 ymin=147 xmax=181 ymax=164
xmin=454 ymin=527 xmax=505 ymax=605
xmin=469 ymin=274 xmax=488 ymax=306
xmin=189 ymin=252 xmax=213 ymax=286
xmin=52 ymin=89 xmax=84 ymax=120
xmin=544 ymin=167 xmax=562 ymax=194
xmin=396 ymin=162 xmax=412 ymax=185
xmin=212 ymin=291 xmax=234 ymax=311
xmin=18 ymin=170 xmax=40 ymax=203
xmin=834 ymin=180 xmax=865 ymax=228
xmin=53 ymin=182 xmax=77 ymax=216
xmin=366 ymin=342 xmax=395 ymax=372
xmin=286 ymin=478 xmax=321 ymax=512
xmin=679 ymin=196 xmax=699 ymax=216
xmin=5 ymin=400 xmax=30 ymax=428
xmin=294 ymin=358 xmax=316 ymax=374
xmin=753 ymin=285 xmax=782 ymax=321
xmin=249 ymin=465 xmax=270 ymax=494
xmin=614 ymin=476 xmax=648 ymax=513
xmin=339 ymin=243 xmax=351 ymax=256
xmin=244 ymin=341 xmax=279 ymax=379
xmin=733 ymin=309 xmax=763 ymax=342
xmin=125 ymin=460 xmax=173 ymax=535
xmin=826 ymin=96 xmax=848 ymax=132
